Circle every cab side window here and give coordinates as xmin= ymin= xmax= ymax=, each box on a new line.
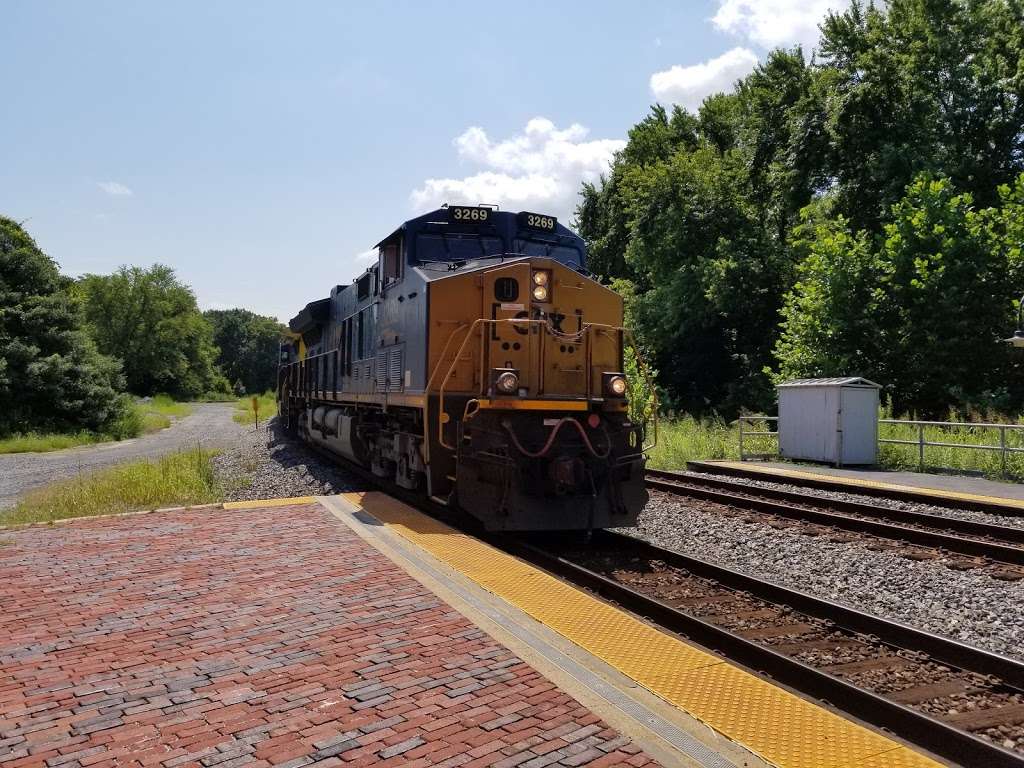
xmin=381 ymin=243 xmax=401 ymax=286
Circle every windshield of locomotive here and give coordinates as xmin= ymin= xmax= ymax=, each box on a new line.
xmin=415 ymin=233 xmax=505 ymax=263
xmin=515 ymin=240 xmax=585 ymax=270
xmin=414 ymin=232 xmax=586 ymax=271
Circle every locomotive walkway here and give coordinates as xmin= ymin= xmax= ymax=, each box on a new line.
xmin=0 ymin=500 xmax=658 ymax=768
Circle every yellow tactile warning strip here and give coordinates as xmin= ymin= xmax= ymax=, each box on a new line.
xmin=708 ymin=460 xmax=1024 ymax=511
xmin=341 ymin=491 xmax=943 ymax=768
xmin=223 ymin=496 xmax=316 ymax=510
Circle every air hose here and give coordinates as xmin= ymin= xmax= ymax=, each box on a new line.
xmin=501 ymin=417 xmax=610 ymax=459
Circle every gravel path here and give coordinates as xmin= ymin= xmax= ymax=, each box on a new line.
xmin=626 ymin=489 xmax=1024 ymax=660
xmin=213 ymin=420 xmax=366 ymax=501
xmin=0 ymin=403 xmax=244 ymax=509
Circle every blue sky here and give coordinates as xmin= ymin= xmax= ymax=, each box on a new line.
xmin=1 ymin=1 xmax=844 ymax=322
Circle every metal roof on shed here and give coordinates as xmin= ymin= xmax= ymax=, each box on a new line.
xmin=777 ymin=377 xmax=880 ymax=388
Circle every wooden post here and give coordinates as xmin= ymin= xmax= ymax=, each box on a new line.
xmin=252 ymin=396 xmax=259 ymax=430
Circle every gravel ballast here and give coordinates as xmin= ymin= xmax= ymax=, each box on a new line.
xmin=628 ymin=489 xmax=1024 ymax=660
xmin=213 ymin=422 xmax=366 ymax=501
xmin=686 ymin=469 xmax=1024 ymax=529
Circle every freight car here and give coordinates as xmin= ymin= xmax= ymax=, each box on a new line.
xmin=277 ymin=205 xmax=652 ymax=531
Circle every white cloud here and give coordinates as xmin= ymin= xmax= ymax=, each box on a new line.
xmin=650 ymin=47 xmax=759 ymax=110
xmin=648 ymin=1 xmax=851 ymax=109
xmin=97 ymin=181 xmax=133 ymax=196
xmin=410 ymin=118 xmax=625 ymax=225
xmin=712 ymin=0 xmax=849 ymax=51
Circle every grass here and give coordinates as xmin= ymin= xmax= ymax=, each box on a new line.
xmin=877 ymin=411 xmax=1024 ymax=480
xmin=233 ymin=392 xmax=278 ymax=425
xmin=0 ymin=395 xmax=193 ymax=454
xmin=198 ymin=391 xmax=236 ymax=403
xmin=146 ymin=394 xmax=192 ymax=420
xmin=647 ymin=408 xmax=1024 ymax=482
xmin=0 ymin=432 xmax=105 ymax=454
xmin=0 ymin=447 xmax=221 ymax=527
xmin=138 ymin=394 xmax=192 ymax=433
xmin=647 ymin=415 xmax=774 ymax=469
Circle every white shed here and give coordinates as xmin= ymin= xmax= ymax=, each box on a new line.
xmin=777 ymin=377 xmax=881 ymax=466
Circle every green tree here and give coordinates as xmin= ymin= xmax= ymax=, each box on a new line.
xmin=818 ymin=0 xmax=1024 ymax=230
xmin=577 ymin=49 xmax=818 ymax=414
xmin=204 ymin=308 xmax=286 ymax=394
xmin=78 ymin=265 xmax=229 ymax=399
xmin=0 ymin=217 xmax=130 ymax=435
xmin=776 ymin=175 xmax=1024 ymax=414
xmin=578 ymin=0 xmax=1024 ymax=416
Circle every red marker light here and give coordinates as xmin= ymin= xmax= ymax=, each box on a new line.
xmin=587 ymin=414 xmax=601 ymax=429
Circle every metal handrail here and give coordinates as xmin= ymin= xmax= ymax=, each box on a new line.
xmin=737 ymin=415 xmax=778 ymax=461
xmin=436 ymin=318 xmax=658 ymax=453
xmin=880 ymin=418 xmax=1024 ymax=430
xmin=421 ymin=323 xmax=471 ymax=463
xmin=878 ymin=418 xmax=1024 ymax=476
xmin=736 ymin=415 xmax=1024 ymax=477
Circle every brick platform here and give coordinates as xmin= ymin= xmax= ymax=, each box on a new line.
xmin=0 ymin=504 xmax=659 ymax=768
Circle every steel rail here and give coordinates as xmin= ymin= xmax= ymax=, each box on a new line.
xmin=509 ymin=530 xmax=1024 ymax=768
xmin=686 ymin=460 xmax=1024 ymax=517
xmin=649 ymin=468 xmax=1024 ymax=546
xmin=647 ymin=472 xmax=1024 ymax=567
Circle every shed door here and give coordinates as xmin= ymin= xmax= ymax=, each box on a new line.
xmin=839 ymin=387 xmax=878 ymax=464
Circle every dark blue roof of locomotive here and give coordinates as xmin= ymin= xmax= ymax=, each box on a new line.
xmin=374 ymin=207 xmax=588 ymax=272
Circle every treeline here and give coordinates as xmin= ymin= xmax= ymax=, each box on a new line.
xmin=0 ymin=216 xmax=285 ymax=437
xmin=578 ymin=0 xmax=1024 ymax=417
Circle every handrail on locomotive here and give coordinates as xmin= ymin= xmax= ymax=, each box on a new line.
xmin=279 ymin=320 xmax=658 ymax=452
xmin=431 ymin=316 xmax=657 ymax=453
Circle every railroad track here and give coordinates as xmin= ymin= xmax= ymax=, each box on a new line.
xmin=686 ymin=460 xmax=1024 ymax=517
xmin=646 ymin=468 xmax=1024 ymax=578
xmin=511 ymin=530 xmax=1024 ymax=767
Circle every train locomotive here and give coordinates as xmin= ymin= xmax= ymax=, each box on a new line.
xmin=277 ymin=205 xmax=651 ymax=531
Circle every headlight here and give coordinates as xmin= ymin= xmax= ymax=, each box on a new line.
xmin=496 ymin=371 xmax=519 ymax=394
xmin=532 ymin=284 xmax=549 ymax=302
xmin=603 ymin=373 xmax=627 ymax=397
xmin=532 ymin=270 xmax=549 ymax=286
